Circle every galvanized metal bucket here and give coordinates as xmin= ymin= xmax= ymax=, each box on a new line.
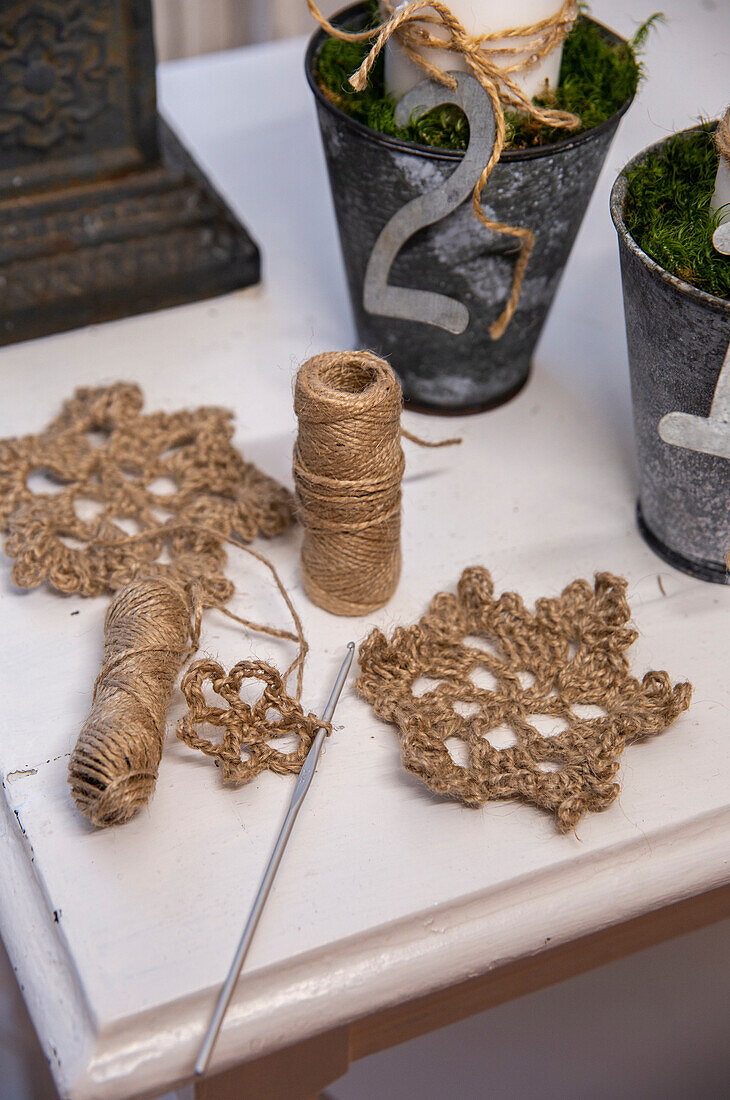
xmin=611 ymin=130 xmax=730 ymax=585
xmin=306 ymin=3 xmax=633 ymax=414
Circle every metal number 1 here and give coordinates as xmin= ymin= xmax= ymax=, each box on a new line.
xmin=363 ymin=72 xmax=496 ymax=335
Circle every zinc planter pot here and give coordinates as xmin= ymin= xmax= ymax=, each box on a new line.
xmin=611 ymin=129 xmax=730 ymax=585
xmin=306 ymin=3 xmax=634 ymax=414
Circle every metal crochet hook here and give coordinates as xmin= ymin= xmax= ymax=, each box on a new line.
xmin=195 ymin=641 xmax=356 ymax=1077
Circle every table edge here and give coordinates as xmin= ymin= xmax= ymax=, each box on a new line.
xmin=3 ymin=790 xmax=726 ymax=1100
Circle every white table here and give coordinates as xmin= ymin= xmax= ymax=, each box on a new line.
xmin=1 ymin=3 xmax=728 ymax=1098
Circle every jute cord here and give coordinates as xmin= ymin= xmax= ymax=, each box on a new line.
xmin=358 ymin=567 xmax=691 ymax=832
xmin=95 ymin=523 xmax=309 ymax=695
xmin=294 ymin=351 xmax=459 ymax=616
xmin=308 ymin=0 xmax=580 ymax=338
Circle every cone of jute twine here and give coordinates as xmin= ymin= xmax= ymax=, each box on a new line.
xmin=308 ymin=0 xmax=580 ymax=338
xmin=293 ymin=351 xmax=459 ymax=616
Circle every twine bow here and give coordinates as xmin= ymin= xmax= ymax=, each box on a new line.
xmin=308 ymin=0 xmax=581 ymax=338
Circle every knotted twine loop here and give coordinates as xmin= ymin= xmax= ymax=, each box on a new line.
xmin=717 ymin=106 xmax=730 ymax=168
xmin=176 ymin=659 xmax=330 ymax=785
xmin=294 ymin=351 xmax=459 ymax=617
xmin=308 ymin=0 xmax=580 ymax=338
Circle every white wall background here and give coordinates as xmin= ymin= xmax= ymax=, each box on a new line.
xmin=152 ymin=0 xmax=342 ymax=61
xmin=329 ymin=918 xmax=730 ymax=1100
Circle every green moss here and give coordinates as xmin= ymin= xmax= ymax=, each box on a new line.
xmin=506 ymin=15 xmax=649 ymax=147
xmin=315 ymin=5 xmax=469 ymax=149
xmin=315 ymin=7 xmax=655 ymax=152
xmin=623 ymin=124 xmax=730 ymax=300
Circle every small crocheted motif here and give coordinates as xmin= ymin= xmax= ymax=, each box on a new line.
xmin=0 ymin=383 xmax=294 ymax=602
xmin=177 ymin=660 xmax=328 ymax=783
xmin=358 ymin=567 xmax=692 ymax=832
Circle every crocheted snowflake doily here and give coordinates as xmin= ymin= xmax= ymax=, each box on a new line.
xmin=357 ymin=567 xmax=691 ymax=832
xmin=177 ymin=659 xmax=328 ymax=784
xmin=0 ymin=383 xmax=294 ymax=602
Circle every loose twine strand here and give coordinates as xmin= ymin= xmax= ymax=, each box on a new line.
xmin=308 ymin=0 xmax=580 ymax=338
xmin=68 ymin=525 xmax=309 ymax=827
xmin=294 ymin=351 xmax=459 ymax=617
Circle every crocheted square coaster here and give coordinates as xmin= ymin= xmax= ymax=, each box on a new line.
xmin=357 ymin=567 xmax=691 ymax=832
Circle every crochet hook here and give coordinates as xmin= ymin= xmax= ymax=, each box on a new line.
xmin=195 ymin=641 xmax=356 ymax=1077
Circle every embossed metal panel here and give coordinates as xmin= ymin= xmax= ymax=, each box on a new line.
xmin=0 ymin=2 xmax=259 ymax=345
xmin=0 ymin=0 xmax=158 ymax=195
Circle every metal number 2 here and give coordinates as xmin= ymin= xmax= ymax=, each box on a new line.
xmin=659 ymin=337 xmax=730 ymax=461
xmin=363 ymin=72 xmax=496 ymax=335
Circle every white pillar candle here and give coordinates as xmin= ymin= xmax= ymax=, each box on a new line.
xmin=712 ymin=158 xmax=730 ymax=220
xmin=383 ymin=1 xmax=567 ymax=103
xmin=710 ymin=109 xmax=730 ymax=225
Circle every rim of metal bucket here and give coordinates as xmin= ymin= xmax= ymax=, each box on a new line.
xmin=611 ymin=123 xmax=730 ymax=316
xmin=305 ymin=2 xmax=636 ymax=164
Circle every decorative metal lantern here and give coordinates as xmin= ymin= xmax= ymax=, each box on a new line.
xmin=0 ymin=0 xmax=259 ymax=345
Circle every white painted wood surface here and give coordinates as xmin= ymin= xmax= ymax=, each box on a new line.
xmin=0 ymin=2 xmax=728 ymax=1097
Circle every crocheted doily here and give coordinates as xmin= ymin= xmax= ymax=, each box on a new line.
xmin=358 ymin=567 xmax=692 ymax=832
xmin=0 ymin=383 xmax=294 ymax=603
xmin=177 ymin=659 xmax=328 ymax=783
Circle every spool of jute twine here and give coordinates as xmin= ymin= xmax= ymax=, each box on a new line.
xmin=308 ymin=0 xmax=580 ymax=338
xmin=294 ymin=351 xmax=459 ymax=616
xmin=294 ymin=352 xmax=403 ymax=615
xmin=68 ymin=574 xmax=199 ymax=827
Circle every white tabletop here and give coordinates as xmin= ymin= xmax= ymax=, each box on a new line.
xmin=1 ymin=3 xmax=728 ymax=1098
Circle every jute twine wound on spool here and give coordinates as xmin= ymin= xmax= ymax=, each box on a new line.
xmin=308 ymin=0 xmax=580 ymax=338
xmin=294 ymin=352 xmax=404 ymax=616
xmin=69 ymin=574 xmax=198 ymax=827
xmin=294 ymin=351 xmax=458 ymax=616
